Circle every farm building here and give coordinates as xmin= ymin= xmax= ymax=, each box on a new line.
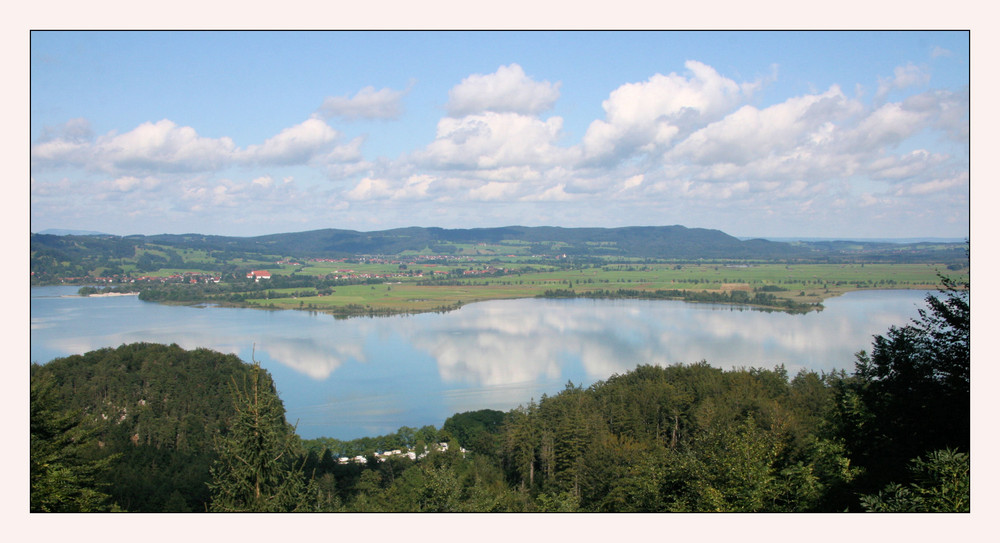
xmin=247 ymin=270 xmax=272 ymax=281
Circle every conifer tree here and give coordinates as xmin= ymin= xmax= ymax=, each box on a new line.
xmin=30 ymin=373 xmax=118 ymax=512
xmin=502 ymin=403 xmax=538 ymax=490
xmin=208 ymin=358 xmax=314 ymax=512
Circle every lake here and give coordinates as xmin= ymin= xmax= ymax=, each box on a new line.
xmin=30 ymin=285 xmax=932 ymax=440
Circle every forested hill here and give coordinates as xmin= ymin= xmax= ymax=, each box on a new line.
xmin=34 ymin=225 xmax=813 ymax=259
xmin=145 ymin=225 xmax=806 ymax=259
xmin=30 ymin=343 xmax=279 ymax=512
xmin=33 ymin=225 xmax=971 ymax=262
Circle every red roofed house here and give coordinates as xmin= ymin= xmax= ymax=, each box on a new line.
xmin=247 ymin=270 xmax=272 ymax=281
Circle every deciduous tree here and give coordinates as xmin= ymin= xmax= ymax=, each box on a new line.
xmin=860 ymin=449 xmax=970 ymax=512
xmin=849 ymin=272 xmax=970 ymax=490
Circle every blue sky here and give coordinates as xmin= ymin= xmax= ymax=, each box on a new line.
xmin=29 ymin=30 xmax=970 ymax=238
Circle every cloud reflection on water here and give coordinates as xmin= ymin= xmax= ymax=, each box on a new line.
xmin=31 ymin=287 xmax=929 ymax=439
xmin=40 ymin=294 xmax=927 ymax=385
xmin=394 ymin=295 xmax=927 ymax=388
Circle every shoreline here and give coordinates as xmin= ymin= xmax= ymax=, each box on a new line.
xmin=35 ymin=282 xmax=945 ymax=316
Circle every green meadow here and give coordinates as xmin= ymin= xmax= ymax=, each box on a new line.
xmin=34 ymin=231 xmax=965 ymax=315
xmin=245 ymin=260 xmax=960 ymax=314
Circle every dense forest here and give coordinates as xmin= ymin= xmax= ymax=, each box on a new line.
xmin=30 ymin=344 xmax=272 ymax=512
xmin=30 ymin=274 xmax=969 ymax=513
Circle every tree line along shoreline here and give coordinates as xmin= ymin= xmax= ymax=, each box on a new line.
xmin=55 ymin=260 xmax=959 ymax=318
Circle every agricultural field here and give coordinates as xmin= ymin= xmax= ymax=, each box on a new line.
xmin=243 ymin=260 xmax=962 ymax=314
xmin=32 ymin=229 xmax=967 ymax=315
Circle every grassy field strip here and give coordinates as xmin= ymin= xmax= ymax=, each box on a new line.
xmin=242 ymin=261 xmax=957 ymax=314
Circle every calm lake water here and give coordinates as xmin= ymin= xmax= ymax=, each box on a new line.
xmin=30 ymin=286 xmax=931 ymax=440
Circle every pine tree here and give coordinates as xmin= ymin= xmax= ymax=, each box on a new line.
xmin=30 ymin=372 xmax=118 ymax=512
xmin=502 ymin=402 xmax=538 ymax=490
xmin=207 ymin=359 xmax=314 ymax=512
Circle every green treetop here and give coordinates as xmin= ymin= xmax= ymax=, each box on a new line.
xmin=208 ymin=360 xmax=314 ymax=512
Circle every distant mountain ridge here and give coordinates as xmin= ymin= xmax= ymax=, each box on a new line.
xmin=37 ymin=228 xmax=109 ymax=236
xmin=31 ymin=225 xmax=969 ymax=266
xmin=137 ymin=225 xmax=811 ymax=260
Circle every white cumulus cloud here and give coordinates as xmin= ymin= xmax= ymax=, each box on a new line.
xmin=868 ymin=150 xmax=948 ymax=180
xmin=251 ymin=175 xmax=274 ymax=188
xmin=581 ymin=60 xmax=756 ymax=162
xmin=417 ymin=111 xmax=572 ymax=169
xmin=892 ymin=172 xmax=968 ymax=196
xmin=239 ymin=118 xmax=343 ymax=166
xmin=33 ymin=119 xmax=236 ymax=174
xmin=345 ymin=177 xmax=393 ymax=201
xmin=669 ymin=85 xmax=856 ymax=166
xmin=105 ymin=175 xmax=163 ymax=192
xmin=316 ymin=85 xmax=410 ymax=120
xmin=38 ymin=117 xmax=94 ymax=144
xmin=446 ymin=64 xmax=560 ymax=117
xmin=931 ymin=46 xmax=952 ymax=58
xmin=876 ymin=63 xmax=931 ymax=100
xmin=468 ymin=180 xmax=521 ymax=201
xmin=345 ymin=174 xmax=439 ymax=201
xmin=98 ymin=119 xmax=237 ymax=173
xmin=848 ymin=102 xmax=929 ymax=151
xmin=903 ymin=88 xmax=969 ymax=144
xmin=32 ymin=117 xmax=363 ymax=175
xmin=522 ymin=183 xmax=573 ymax=202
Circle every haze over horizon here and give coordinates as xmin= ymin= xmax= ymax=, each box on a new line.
xmin=30 ymin=31 xmax=970 ymax=240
